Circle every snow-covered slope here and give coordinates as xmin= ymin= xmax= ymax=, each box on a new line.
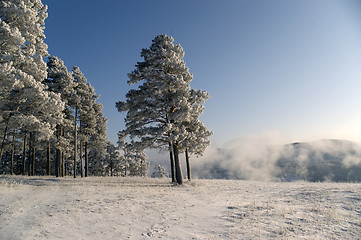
xmin=0 ymin=176 xmax=360 ymax=239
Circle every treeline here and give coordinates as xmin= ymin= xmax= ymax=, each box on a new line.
xmin=0 ymin=0 xmax=156 ymax=178
xmin=0 ymin=56 xmax=108 ymax=177
xmin=1 ymin=2 xmax=213 ymax=182
xmin=0 ymin=0 xmax=108 ymax=177
xmin=0 ymin=0 xmax=139 ymax=177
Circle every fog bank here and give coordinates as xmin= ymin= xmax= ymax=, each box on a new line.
xmin=190 ymin=138 xmax=361 ymax=182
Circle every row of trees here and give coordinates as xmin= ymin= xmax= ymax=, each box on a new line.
xmin=0 ymin=0 xmax=155 ymax=178
xmin=0 ymin=0 xmax=109 ymax=177
xmin=117 ymin=34 xmax=212 ymax=184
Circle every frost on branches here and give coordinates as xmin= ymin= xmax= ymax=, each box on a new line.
xmin=116 ymin=34 xmax=212 ymax=184
xmin=118 ymin=140 xmax=149 ymax=177
xmin=45 ymin=56 xmax=76 ymax=176
xmin=0 ymin=0 xmax=64 ymax=175
xmin=151 ymin=164 xmax=169 ymax=178
xmin=71 ymin=66 xmax=108 ymax=178
xmin=0 ymin=1 xmax=109 ymax=177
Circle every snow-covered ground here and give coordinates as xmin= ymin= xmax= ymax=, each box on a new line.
xmin=0 ymin=176 xmax=360 ymax=239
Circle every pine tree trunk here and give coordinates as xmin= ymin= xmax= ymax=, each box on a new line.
xmin=74 ymin=103 xmax=78 ymax=178
xmin=22 ymin=132 xmax=27 ymax=175
xmin=55 ymin=126 xmax=60 ymax=177
xmin=64 ymin=156 xmax=67 ymax=176
xmin=185 ymin=148 xmax=191 ymax=181
xmin=47 ymin=141 xmax=50 ymax=175
xmin=10 ymin=129 xmax=15 ymax=175
xmin=61 ymin=152 xmax=64 ymax=177
xmin=80 ymin=141 xmax=83 ymax=177
xmin=55 ymin=149 xmax=60 ymax=177
xmin=169 ymin=142 xmax=176 ymax=182
xmin=0 ymin=125 xmax=8 ymax=163
xmin=85 ymin=142 xmax=88 ymax=177
xmin=173 ymin=142 xmax=183 ymax=185
xmin=2 ymin=151 xmax=8 ymax=173
xmin=59 ymin=151 xmax=64 ymax=177
xmin=60 ymin=126 xmax=64 ymax=177
xmin=110 ymin=159 xmax=113 ymax=176
xmin=28 ymin=132 xmax=32 ymax=176
xmin=32 ymin=147 xmax=36 ymax=176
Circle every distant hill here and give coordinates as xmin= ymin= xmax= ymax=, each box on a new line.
xmin=194 ymin=139 xmax=361 ymax=182
xmin=275 ymin=139 xmax=361 ymax=182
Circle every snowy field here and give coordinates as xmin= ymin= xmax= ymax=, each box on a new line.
xmin=0 ymin=176 xmax=360 ymax=240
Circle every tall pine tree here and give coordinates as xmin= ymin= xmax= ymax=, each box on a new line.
xmin=46 ymin=56 xmax=75 ymax=176
xmin=116 ymin=34 xmax=211 ymax=184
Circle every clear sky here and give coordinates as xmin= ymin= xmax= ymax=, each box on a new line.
xmin=42 ymin=0 xmax=361 ymax=146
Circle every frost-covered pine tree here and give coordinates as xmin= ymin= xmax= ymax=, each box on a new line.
xmin=104 ymin=141 xmax=121 ymax=176
xmin=72 ymin=66 xmax=99 ymax=177
xmin=151 ymin=164 xmax=169 ymax=178
xmin=118 ymin=140 xmax=149 ymax=177
xmin=46 ymin=56 xmax=76 ymax=176
xmin=176 ymin=89 xmax=213 ymax=180
xmin=118 ymin=140 xmax=131 ymax=176
xmin=128 ymin=148 xmax=148 ymax=177
xmin=0 ymin=0 xmax=64 ymax=174
xmin=0 ymin=18 xmax=22 ymax=128
xmin=71 ymin=66 xmax=83 ymax=177
xmin=79 ymin=83 xmax=98 ymax=177
xmin=0 ymin=1 xmax=29 ymax=160
xmin=116 ymin=34 xmax=211 ymax=184
xmin=88 ymin=102 xmax=108 ymax=176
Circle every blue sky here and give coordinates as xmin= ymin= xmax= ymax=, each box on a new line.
xmin=43 ymin=0 xmax=361 ymax=145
